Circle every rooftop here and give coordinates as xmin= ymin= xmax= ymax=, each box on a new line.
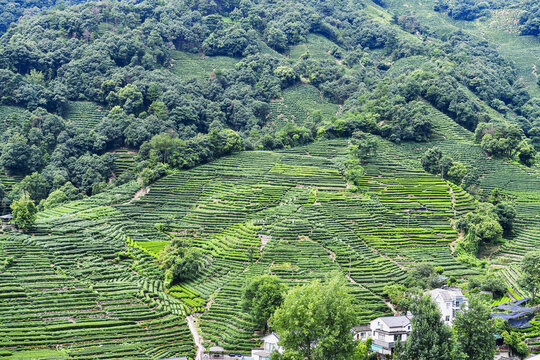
xmin=377 ymin=315 xmax=411 ymax=328
xmin=427 ymin=288 xmax=466 ymax=301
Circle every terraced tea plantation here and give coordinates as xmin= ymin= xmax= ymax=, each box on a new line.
xmin=64 ymin=101 xmax=107 ymax=131
xmin=265 ymin=84 xmax=340 ymax=131
xmin=1 ymin=136 xmax=539 ymax=357
xmin=171 ymin=51 xmax=239 ymax=81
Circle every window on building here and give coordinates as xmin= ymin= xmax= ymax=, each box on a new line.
xmin=407 ymin=326 xmax=411 ymax=330
xmin=446 ymin=316 xmax=450 ymax=321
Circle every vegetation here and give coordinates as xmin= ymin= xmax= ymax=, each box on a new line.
xmin=397 ymin=296 xmax=455 ymax=360
xmin=10 ymin=192 xmax=37 ymax=231
xmin=0 ymin=0 xmax=539 ymax=357
xmin=241 ymin=275 xmax=286 ymax=331
xmin=519 ymin=250 xmax=540 ymax=302
xmin=272 ymin=274 xmax=358 ymax=360
xmin=453 ymin=298 xmax=496 ymax=360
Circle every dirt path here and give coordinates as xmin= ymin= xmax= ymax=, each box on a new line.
xmin=448 ymin=184 xmax=457 ymax=217
xmin=187 ymin=315 xmax=205 ymax=360
xmin=123 ymin=186 xmax=150 ymax=205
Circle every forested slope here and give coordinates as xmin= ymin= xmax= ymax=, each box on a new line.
xmin=0 ymin=0 xmax=539 ymax=358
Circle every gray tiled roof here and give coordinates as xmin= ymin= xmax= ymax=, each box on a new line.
xmin=379 ymin=316 xmax=411 ymax=328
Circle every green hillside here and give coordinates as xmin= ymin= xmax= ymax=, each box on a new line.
xmin=0 ymin=0 xmax=539 ymax=358
xmin=2 ymin=134 xmax=539 ymax=356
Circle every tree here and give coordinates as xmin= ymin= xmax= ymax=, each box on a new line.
xmin=421 ymin=147 xmax=442 ymax=174
xmin=398 ymin=296 xmax=455 ymax=360
xmin=447 ymin=161 xmax=467 ymax=185
xmin=493 ymin=202 xmax=516 ymax=235
xmin=272 ymin=273 xmax=358 ymax=360
xmin=11 ymin=172 xmax=49 ymax=203
xmin=241 ymin=275 xmax=286 ymax=331
xmin=502 ymin=331 xmax=529 ymax=359
xmin=519 ymin=250 xmax=540 ymax=303
xmin=39 ymin=189 xmax=68 ymax=210
xmin=453 ymin=297 xmax=496 ymax=360
xmin=158 ymin=237 xmax=203 ymax=288
xmin=10 ymin=192 xmax=37 ymax=231
xmin=517 ymin=139 xmax=536 ymax=167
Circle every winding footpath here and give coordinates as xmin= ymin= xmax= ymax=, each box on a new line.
xmin=187 ymin=315 xmax=205 ymax=360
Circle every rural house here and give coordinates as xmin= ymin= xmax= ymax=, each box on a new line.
xmin=251 ymin=333 xmax=284 ymax=360
xmin=352 ymin=324 xmax=372 ymax=341
xmin=368 ymin=315 xmax=412 ymax=356
xmin=427 ymin=288 xmax=468 ymax=325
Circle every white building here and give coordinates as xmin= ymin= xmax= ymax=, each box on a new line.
xmin=427 ymin=288 xmax=468 ymax=326
xmin=369 ymin=315 xmax=412 ymax=356
xmin=251 ymin=332 xmax=284 ymax=360
xmin=352 ymin=324 xmax=371 ymax=341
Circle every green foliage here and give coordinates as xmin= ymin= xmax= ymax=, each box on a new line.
xmin=519 ymin=250 xmax=540 ymax=302
xmin=272 ymin=273 xmax=358 ymax=360
xmin=468 ymin=274 xmax=507 ymax=298
xmin=10 ymin=172 xmax=49 ymax=203
xmin=10 ymin=192 xmax=37 ymax=231
xmin=434 ymin=0 xmax=491 ymax=20
xmin=476 ymin=123 xmax=536 ymax=165
xmin=398 ymin=296 xmax=455 ymax=360
xmin=158 ymin=237 xmax=203 ymax=288
xmin=241 ymin=275 xmax=286 ymax=331
xmin=454 ymin=297 xmax=496 ymax=360
xmin=382 ymin=284 xmax=411 ymax=311
xmin=502 ymin=331 xmax=530 ymax=359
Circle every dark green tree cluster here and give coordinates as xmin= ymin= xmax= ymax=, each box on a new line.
xmin=434 ymin=0 xmax=490 ymax=20
xmin=455 ymin=200 xmax=516 ymax=257
xmin=0 ymin=0 xmax=89 ymax=35
xmin=241 ymin=275 xmax=287 ymax=332
xmin=421 ymin=147 xmax=468 ymax=184
xmin=520 ymin=1 xmax=540 ymax=37
xmin=475 ymin=123 xmax=536 ymax=166
xmin=158 ymin=237 xmax=203 ymax=288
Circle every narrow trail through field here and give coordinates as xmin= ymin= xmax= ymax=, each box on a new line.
xmin=448 ymin=185 xmax=457 ymax=217
xmin=187 ymin=315 xmax=205 ymax=360
xmin=124 ymin=186 xmax=150 ymax=205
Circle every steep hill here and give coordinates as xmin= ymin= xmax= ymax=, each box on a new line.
xmin=0 ymin=0 xmax=539 ymax=358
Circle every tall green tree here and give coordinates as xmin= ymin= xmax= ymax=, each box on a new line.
xmin=519 ymin=250 xmax=540 ymax=302
xmin=453 ymin=297 xmax=496 ymax=360
xmin=241 ymin=275 xmax=286 ymax=331
xmin=398 ymin=296 xmax=455 ymax=360
xmin=271 ymin=273 xmax=357 ymax=360
xmin=10 ymin=192 xmax=37 ymax=231
xmin=158 ymin=237 xmax=203 ymax=288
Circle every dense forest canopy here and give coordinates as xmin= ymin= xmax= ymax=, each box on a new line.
xmin=0 ymin=0 xmax=538 ymax=209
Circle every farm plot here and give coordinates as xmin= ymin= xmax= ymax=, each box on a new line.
xmin=171 ymin=51 xmax=239 ymax=81
xmin=0 ymin=182 xmax=197 ymax=359
xmin=1 ymin=139 xmax=487 ymax=354
xmin=110 ymin=148 xmax=137 ymax=175
xmin=0 ymin=235 xmax=195 ymax=359
xmin=265 ymin=84 xmax=340 ymax=131
xmin=64 ymin=101 xmax=106 ymax=131
xmin=113 ymin=143 xmax=474 ymax=351
xmin=288 ymin=34 xmax=340 ymax=61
